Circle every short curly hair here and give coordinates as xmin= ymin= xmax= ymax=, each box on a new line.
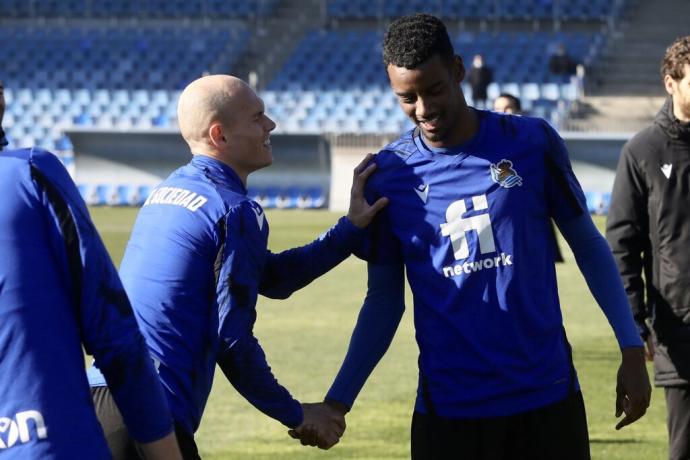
xmin=382 ymin=13 xmax=455 ymax=69
xmin=661 ymin=36 xmax=690 ymax=80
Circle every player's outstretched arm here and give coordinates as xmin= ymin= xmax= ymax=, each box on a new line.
xmin=217 ymin=333 xmax=304 ymax=429
xmin=325 ymin=262 xmax=405 ymax=411
xmin=259 ymin=153 xmax=388 ymax=299
xmin=556 ymin=212 xmax=651 ymax=429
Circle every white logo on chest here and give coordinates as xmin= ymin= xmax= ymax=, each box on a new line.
xmin=414 ymin=184 xmax=429 ymax=203
xmin=661 ymin=163 xmax=673 ymax=179
xmin=440 ymin=195 xmax=495 ymax=260
xmin=251 ymin=204 xmax=265 ymax=230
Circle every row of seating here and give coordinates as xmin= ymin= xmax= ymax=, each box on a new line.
xmin=0 ymin=25 xmax=248 ymax=90
xmin=77 ymin=183 xmax=327 ymax=208
xmin=0 ymin=0 xmax=276 ymax=18
xmin=327 ymin=0 xmax=626 ymax=21
xmin=269 ymin=30 xmax=600 ymax=92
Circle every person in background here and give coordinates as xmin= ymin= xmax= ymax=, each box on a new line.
xmin=607 ymin=35 xmax=690 ymax=460
xmin=468 ymin=54 xmax=493 ymax=109
xmin=0 ymin=80 xmax=8 ymax=148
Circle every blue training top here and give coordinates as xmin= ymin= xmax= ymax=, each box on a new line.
xmin=90 ymin=154 xmax=362 ymax=434
xmin=0 ymin=148 xmax=173 ymax=458
xmin=346 ymin=111 xmax=635 ymax=418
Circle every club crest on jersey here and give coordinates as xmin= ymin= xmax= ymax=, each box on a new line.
xmin=490 ymin=159 xmax=522 ymax=188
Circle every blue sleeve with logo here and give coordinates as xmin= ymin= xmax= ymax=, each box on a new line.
xmin=30 ymin=149 xmax=174 ymax=443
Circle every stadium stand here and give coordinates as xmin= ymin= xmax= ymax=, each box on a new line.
xmin=326 ymin=0 xmax=626 ymax=21
xmin=0 ymin=0 xmax=277 ymax=18
xmin=0 ymin=0 xmax=631 ymax=210
xmin=265 ymin=30 xmax=601 ymax=133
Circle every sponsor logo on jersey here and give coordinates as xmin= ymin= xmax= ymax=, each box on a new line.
xmin=0 ymin=410 xmax=47 ymax=449
xmin=249 ymin=201 xmax=265 ymax=230
xmin=143 ymin=187 xmax=208 ymax=212
xmin=661 ymin=163 xmax=672 ymax=179
xmin=414 ymin=184 xmax=429 ymax=203
xmin=490 ymin=159 xmax=522 ymax=188
xmin=439 ymin=194 xmax=514 ymax=277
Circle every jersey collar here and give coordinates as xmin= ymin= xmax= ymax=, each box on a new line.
xmin=190 ymin=154 xmax=246 ymax=194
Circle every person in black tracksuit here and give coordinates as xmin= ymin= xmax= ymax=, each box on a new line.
xmin=606 ymin=36 xmax=690 ymax=460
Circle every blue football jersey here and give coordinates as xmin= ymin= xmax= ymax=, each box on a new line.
xmin=0 ymin=148 xmax=172 ymax=458
xmin=90 ymin=154 xmax=361 ymax=434
xmin=356 ymin=111 xmax=588 ymax=418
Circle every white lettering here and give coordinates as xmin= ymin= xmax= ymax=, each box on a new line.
xmin=15 ymin=410 xmax=47 ymax=443
xmin=442 ymin=253 xmax=515 ymax=278
xmin=187 ymin=196 xmax=208 ymax=212
xmin=180 ymin=192 xmax=197 ymax=208
xmin=0 ymin=410 xmax=46 ymax=449
xmin=142 ymin=187 xmax=208 ymax=212
xmin=173 ymin=190 xmax=190 ymax=205
xmin=440 ymin=195 xmax=495 ymax=260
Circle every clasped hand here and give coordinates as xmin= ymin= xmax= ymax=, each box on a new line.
xmin=288 ymin=402 xmax=346 ymax=450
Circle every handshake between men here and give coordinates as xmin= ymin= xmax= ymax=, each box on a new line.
xmin=288 ymin=402 xmax=347 ymax=449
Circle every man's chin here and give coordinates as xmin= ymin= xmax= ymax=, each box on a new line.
xmin=419 ymin=127 xmax=446 ymax=144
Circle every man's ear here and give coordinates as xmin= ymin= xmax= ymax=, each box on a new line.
xmin=209 ymin=123 xmax=226 ymax=146
xmin=453 ymin=55 xmax=465 ymax=83
xmin=664 ymin=74 xmax=677 ymax=97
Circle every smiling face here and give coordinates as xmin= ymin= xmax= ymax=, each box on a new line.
xmin=220 ymin=86 xmax=276 ymax=176
xmin=387 ymin=53 xmax=467 ymax=148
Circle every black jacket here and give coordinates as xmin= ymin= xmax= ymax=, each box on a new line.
xmin=607 ymin=98 xmax=690 ymax=386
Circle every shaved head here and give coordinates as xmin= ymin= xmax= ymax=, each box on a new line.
xmin=177 ymin=75 xmax=252 ymax=149
xmin=176 ymin=74 xmax=276 ymax=184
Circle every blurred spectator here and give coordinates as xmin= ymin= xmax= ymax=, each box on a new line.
xmin=492 ymin=92 xmax=564 ymax=263
xmin=0 ymin=79 xmax=7 ymax=149
xmin=493 ymin=93 xmax=522 ymax=114
xmin=468 ymin=54 xmax=493 ymax=109
xmin=548 ymin=43 xmax=578 ymax=77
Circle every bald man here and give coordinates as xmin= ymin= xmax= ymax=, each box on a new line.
xmin=88 ymin=75 xmax=386 ymax=459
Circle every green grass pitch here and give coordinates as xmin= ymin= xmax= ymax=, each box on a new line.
xmin=89 ymin=208 xmax=668 ymax=459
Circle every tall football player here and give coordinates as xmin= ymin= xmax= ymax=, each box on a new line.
xmin=325 ymin=14 xmax=651 ymax=460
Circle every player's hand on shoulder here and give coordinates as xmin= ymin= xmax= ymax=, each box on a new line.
xmin=288 ymin=401 xmax=346 ymax=449
xmin=614 ymin=346 xmax=652 ymax=430
xmin=347 ymin=153 xmax=389 ymax=229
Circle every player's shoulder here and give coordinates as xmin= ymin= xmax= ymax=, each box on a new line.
xmin=2 ymin=147 xmax=64 ymax=172
xmin=374 ymin=129 xmax=421 ymax=170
